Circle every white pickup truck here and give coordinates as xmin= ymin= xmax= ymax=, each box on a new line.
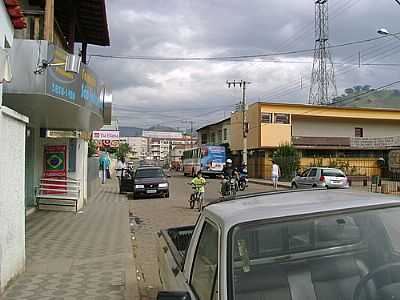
xmin=157 ymin=189 xmax=400 ymax=300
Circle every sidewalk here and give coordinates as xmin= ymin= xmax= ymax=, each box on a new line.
xmin=249 ymin=178 xmax=291 ymax=188
xmin=2 ymin=179 xmax=138 ymax=300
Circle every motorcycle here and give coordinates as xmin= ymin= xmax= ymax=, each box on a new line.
xmin=221 ymin=176 xmax=237 ymax=197
xmin=238 ymin=173 xmax=249 ymax=191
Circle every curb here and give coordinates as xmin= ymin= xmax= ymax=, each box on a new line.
xmin=248 ymin=179 xmax=291 ymax=189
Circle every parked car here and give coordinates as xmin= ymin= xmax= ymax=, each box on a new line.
xmin=291 ymin=167 xmax=349 ymax=189
xmin=157 ymin=189 xmax=400 ymax=300
xmin=133 ymin=167 xmax=169 ymax=198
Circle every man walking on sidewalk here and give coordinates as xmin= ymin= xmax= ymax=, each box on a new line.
xmin=271 ymin=160 xmax=281 ymax=189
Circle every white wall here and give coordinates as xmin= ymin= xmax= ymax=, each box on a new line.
xmin=292 ymin=117 xmax=400 ymax=138
xmin=0 ymin=108 xmax=28 ymax=293
xmin=0 ymin=4 xmax=27 ymax=293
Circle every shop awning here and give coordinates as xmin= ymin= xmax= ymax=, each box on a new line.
xmin=0 ymin=49 xmax=12 ymax=83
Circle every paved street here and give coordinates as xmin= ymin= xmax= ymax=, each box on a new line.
xmin=129 ymin=173 xmax=276 ymax=299
xmin=2 ymin=179 xmax=137 ymax=300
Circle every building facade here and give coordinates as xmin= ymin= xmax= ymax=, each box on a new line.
xmin=197 ymin=117 xmax=231 ymax=146
xmin=231 ymin=102 xmax=400 ymax=178
xmin=0 ymin=0 xmax=28 ymax=292
xmin=4 ymin=0 xmax=112 ymax=213
xmin=126 ymin=137 xmax=149 ymax=160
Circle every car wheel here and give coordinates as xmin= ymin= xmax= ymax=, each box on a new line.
xmin=291 ymin=183 xmax=297 ymax=189
xmin=164 ymin=192 xmax=170 ymax=198
xmin=133 ymin=193 xmax=139 ymax=199
xmin=312 ymin=184 xmax=317 ymax=188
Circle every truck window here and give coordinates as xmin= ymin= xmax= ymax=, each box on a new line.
xmin=191 ymin=221 xmax=219 ymax=300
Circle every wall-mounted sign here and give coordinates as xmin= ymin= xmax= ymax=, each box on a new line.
xmin=44 ymin=145 xmax=67 ymax=177
xmin=351 ymin=136 xmax=400 ymax=149
xmin=92 ymin=130 xmax=120 ymax=140
xmin=46 ymin=130 xmax=81 ymax=139
xmin=46 ymin=44 xmax=106 ymax=115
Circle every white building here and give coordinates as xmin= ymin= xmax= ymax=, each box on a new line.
xmin=127 ymin=137 xmax=148 ymax=160
xmin=0 ymin=1 xmax=28 ymax=293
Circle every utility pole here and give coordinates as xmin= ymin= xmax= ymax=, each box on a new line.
xmin=227 ymin=80 xmax=250 ymax=165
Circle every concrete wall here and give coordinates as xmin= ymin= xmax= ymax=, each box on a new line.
xmin=0 ymin=108 xmax=28 ymax=293
xmin=292 ymin=117 xmax=400 ymax=138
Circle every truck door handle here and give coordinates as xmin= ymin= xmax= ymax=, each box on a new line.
xmin=162 ymin=246 xmax=168 ymax=253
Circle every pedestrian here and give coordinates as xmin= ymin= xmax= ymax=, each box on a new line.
xmin=99 ymin=152 xmax=111 ymax=184
xmin=271 ymin=160 xmax=281 ymax=189
xmin=116 ymin=157 xmax=127 ymax=182
xmin=105 ymin=152 xmax=111 ymax=179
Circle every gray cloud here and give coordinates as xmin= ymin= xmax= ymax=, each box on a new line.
xmin=88 ymin=0 xmax=400 ymax=128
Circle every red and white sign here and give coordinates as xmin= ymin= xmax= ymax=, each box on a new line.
xmin=92 ymin=130 xmax=120 ymax=140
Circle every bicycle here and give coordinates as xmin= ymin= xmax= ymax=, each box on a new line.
xmin=189 ymin=183 xmax=206 ymax=211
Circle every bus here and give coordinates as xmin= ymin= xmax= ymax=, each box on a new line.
xmin=183 ymin=145 xmax=226 ymax=176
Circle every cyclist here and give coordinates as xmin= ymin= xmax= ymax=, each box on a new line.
xmin=191 ymin=171 xmax=207 ymax=209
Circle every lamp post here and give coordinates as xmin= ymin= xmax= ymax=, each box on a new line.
xmin=377 ymin=28 xmax=400 ymax=41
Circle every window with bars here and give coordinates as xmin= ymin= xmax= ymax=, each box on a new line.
xmin=261 ymin=112 xmax=272 ymax=123
xmin=275 ymin=113 xmax=290 ymax=124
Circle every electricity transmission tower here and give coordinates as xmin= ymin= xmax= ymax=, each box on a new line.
xmin=309 ymin=0 xmax=337 ymax=105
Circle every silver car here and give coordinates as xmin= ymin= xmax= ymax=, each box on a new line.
xmin=291 ymin=167 xmax=349 ymax=189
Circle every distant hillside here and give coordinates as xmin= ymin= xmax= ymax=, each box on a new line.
xmin=119 ymin=127 xmax=143 ymax=137
xmin=146 ymin=125 xmax=179 ymax=132
xmin=333 ymin=86 xmax=400 ymax=109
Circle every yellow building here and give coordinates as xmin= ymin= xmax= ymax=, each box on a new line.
xmin=230 ymin=102 xmax=400 ymax=178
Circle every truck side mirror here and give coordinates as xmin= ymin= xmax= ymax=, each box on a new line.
xmin=157 ymin=291 xmax=191 ymax=300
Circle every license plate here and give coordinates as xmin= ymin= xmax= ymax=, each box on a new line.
xmin=146 ymin=189 xmax=157 ymax=194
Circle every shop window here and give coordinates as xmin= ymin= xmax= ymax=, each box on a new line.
xmin=275 ymin=113 xmax=290 ymax=124
xmin=261 ymin=112 xmax=273 ymax=123
xmin=355 ymin=127 xmax=363 ymax=137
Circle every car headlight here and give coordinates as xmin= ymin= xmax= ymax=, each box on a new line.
xmin=135 ymin=185 xmax=145 ymax=189
xmin=158 ymin=183 xmax=168 ymax=188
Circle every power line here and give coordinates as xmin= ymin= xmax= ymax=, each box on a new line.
xmin=89 ymin=33 xmax=396 ymax=62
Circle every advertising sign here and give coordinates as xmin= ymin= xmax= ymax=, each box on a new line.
xmin=96 ymin=140 xmax=120 ymax=148
xmin=45 ymin=44 xmax=105 ymax=115
xmin=143 ymin=131 xmax=183 ymax=139
xmin=44 ymin=145 xmax=67 ymax=177
xmin=92 ymin=130 xmax=120 ymax=140
xmin=200 ymin=146 xmax=226 ymax=172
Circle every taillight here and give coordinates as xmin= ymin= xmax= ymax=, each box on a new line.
xmin=319 ymin=176 xmax=325 ymax=182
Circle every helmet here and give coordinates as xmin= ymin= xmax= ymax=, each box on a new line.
xmin=226 ymin=159 xmax=233 ymax=164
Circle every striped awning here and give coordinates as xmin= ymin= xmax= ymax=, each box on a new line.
xmin=0 ymin=48 xmax=12 ymax=83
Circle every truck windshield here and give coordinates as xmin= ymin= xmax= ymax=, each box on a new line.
xmin=230 ymin=206 xmax=400 ymax=300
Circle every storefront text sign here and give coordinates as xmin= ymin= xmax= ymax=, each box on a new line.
xmin=92 ymin=130 xmax=120 ymax=140
xmin=350 ymin=136 xmax=400 ymax=149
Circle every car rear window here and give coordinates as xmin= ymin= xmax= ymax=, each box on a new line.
xmin=135 ymin=168 xmax=164 ymax=178
xmin=233 ymin=215 xmax=361 ymax=260
xmin=322 ymin=169 xmax=345 ymax=177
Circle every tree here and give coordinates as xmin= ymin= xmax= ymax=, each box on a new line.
xmin=272 ymin=144 xmax=300 ymax=181
xmin=88 ymin=139 xmax=97 ymax=157
xmin=116 ymin=143 xmax=131 ymax=160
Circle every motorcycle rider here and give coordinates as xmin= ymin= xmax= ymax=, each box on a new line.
xmin=220 ymin=159 xmax=237 ymax=195
xmin=238 ymin=162 xmax=249 ymax=190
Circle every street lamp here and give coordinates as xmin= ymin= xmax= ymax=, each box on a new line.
xmin=377 ymin=28 xmax=400 ymax=41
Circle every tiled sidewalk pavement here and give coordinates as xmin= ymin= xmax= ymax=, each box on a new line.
xmin=2 ymin=179 xmax=138 ymax=300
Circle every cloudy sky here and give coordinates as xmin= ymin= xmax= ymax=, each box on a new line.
xmin=89 ymin=0 xmax=400 ymax=130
